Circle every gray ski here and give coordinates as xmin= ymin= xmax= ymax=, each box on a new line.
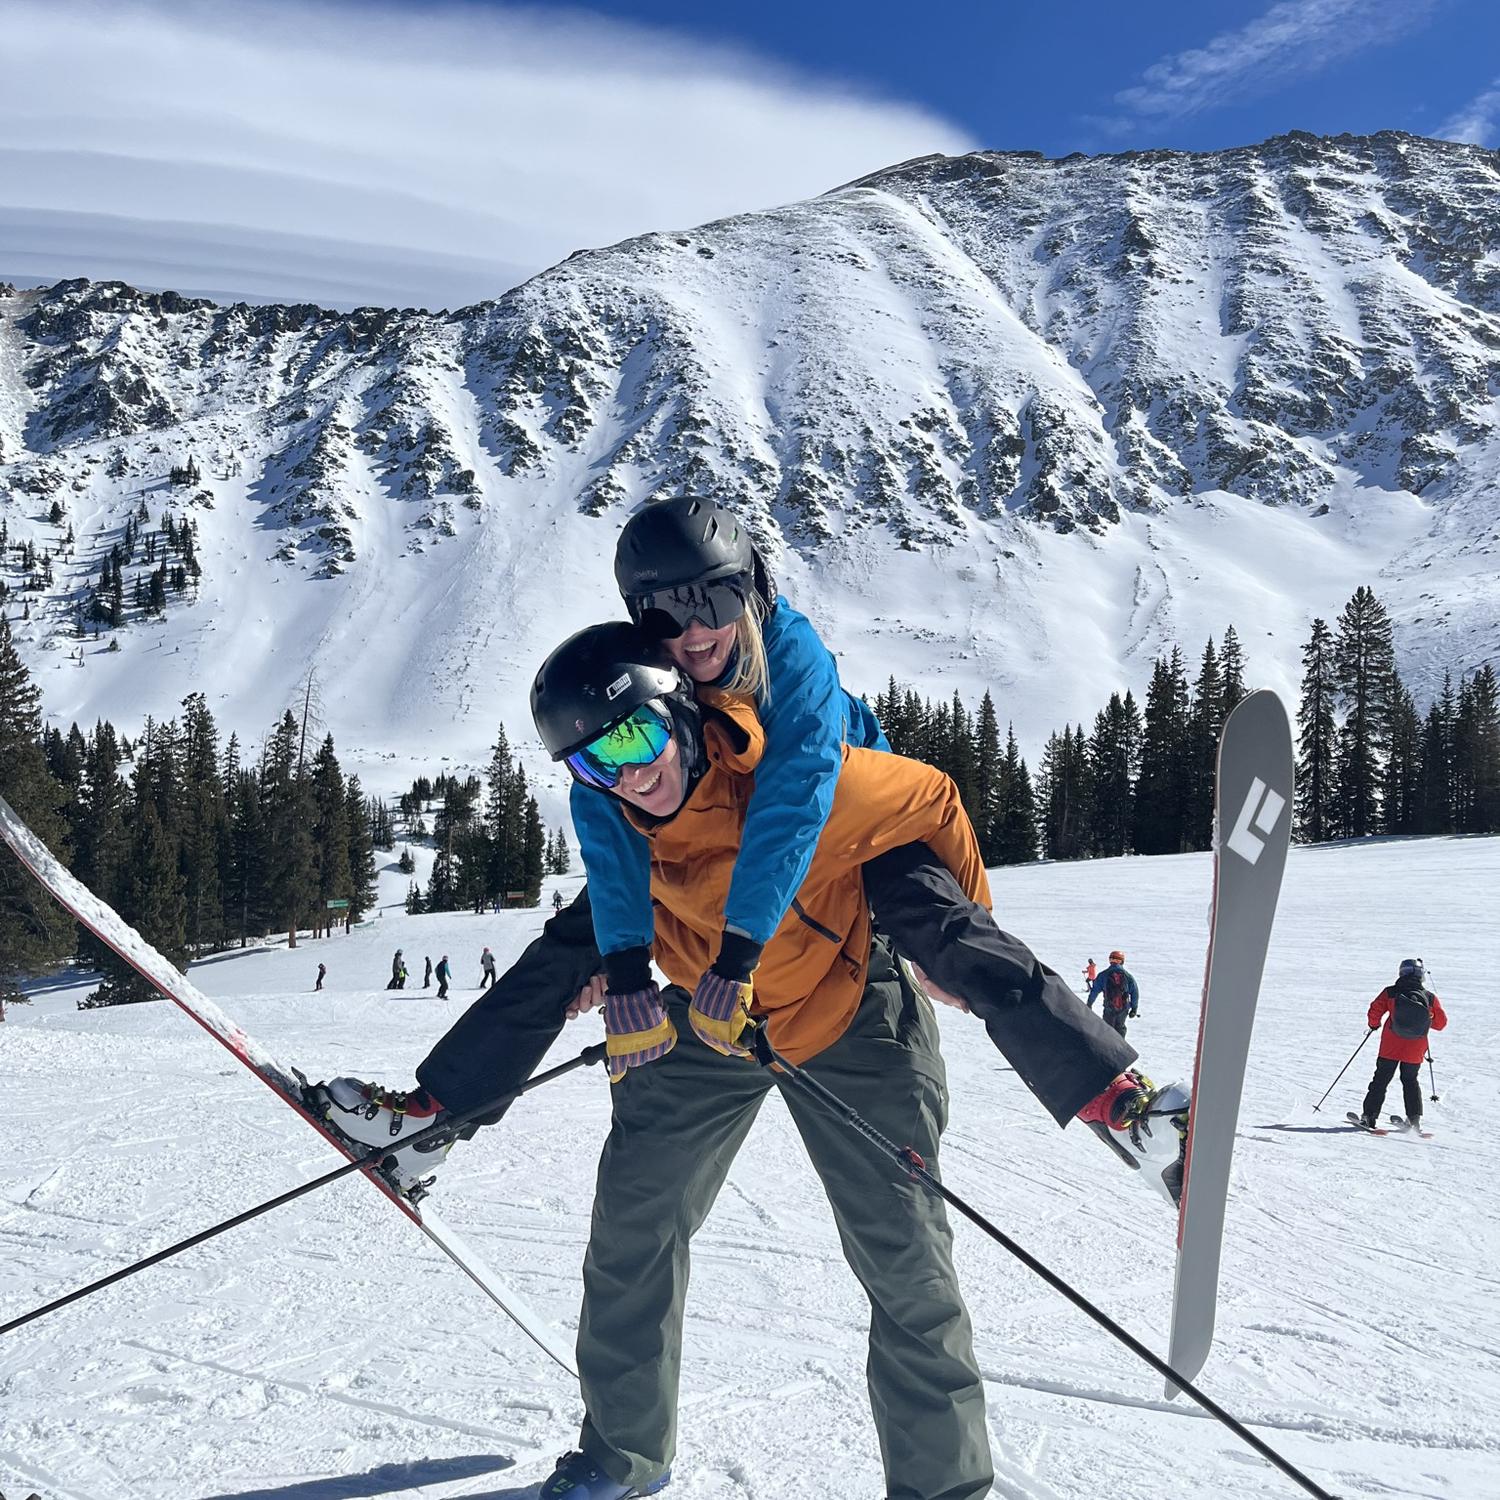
xmin=1165 ymin=689 xmax=1294 ymax=1398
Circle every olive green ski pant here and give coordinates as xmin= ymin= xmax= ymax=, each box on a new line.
xmin=574 ymin=939 xmax=994 ymax=1500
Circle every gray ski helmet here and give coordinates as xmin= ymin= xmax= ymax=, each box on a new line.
xmin=614 ymin=497 xmax=753 ymax=608
xmin=1398 ymin=957 xmax=1424 ymax=981
xmin=531 ymin=621 xmax=687 ymax=761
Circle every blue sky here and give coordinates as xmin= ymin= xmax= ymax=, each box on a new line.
xmin=586 ymin=0 xmax=1500 ymax=155
xmin=2 ymin=0 xmax=1496 ymax=308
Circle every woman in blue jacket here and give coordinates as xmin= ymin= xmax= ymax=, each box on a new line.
xmin=571 ymin=497 xmax=887 ymax=1001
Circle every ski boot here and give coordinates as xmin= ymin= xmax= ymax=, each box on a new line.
xmin=305 ymin=1077 xmax=452 ymax=1201
xmin=1078 ymin=1070 xmax=1190 ymax=1206
xmin=536 ymin=1450 xmax=671 ymax=1497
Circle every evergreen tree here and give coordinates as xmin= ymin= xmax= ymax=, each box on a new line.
xmin=1220 ymin=625 xmax=1247 ymax=715
xmin=178 ymin=692 xmax=227 ymax=952
xmin=0 ymin=616 xmax=72 ymax=1003
xmin=90 ymin=758 xmax=189 ymax=1005
xmin=1087 ymin=692 xmax=1134 ymax=858
xmin=121 ymin=802 xmax=187 ymax=983
xmin=992 ymin=726 xmax=1038 ymax=865
xmin=484 ymin=726 xmax=519 ymax=907
xmin=133 ymin=715 xmax=182 ymax=832
xmin=309 ymin=735 xmax=352 ymax=934
xmin=75 ymin=721 xmax=130 ymax=910
xmin=428 ymin=775 xmax=481 ymax=912
xmin=368 ymin=797 xmax=395 ymax=850
xmin=1295 ymin=619 xmax=1338 ymax=842
xmin=1037 ymin=726 xmax=1089 ymax=860
xmin=1467 ymin=665 xmax=1500 ymax=833
xmin=1381 ymin=675 xmax=1422 ymax=836
xmin=44 ymin=724 xmax=86 ymax=839
xmin=1186 ymin=638 xmax=1224 ymax=850
xmin=1332 ymin=586 xmax=1396 ymax=838
xmin=1453 ymin=666 xmax=1500 ymax=834
xmin=502 ymin=768 xmax=534 ymax=900
xmin=521 ymin=794 xmax=546 ymax=903
xmin=971 ymin=692 xmax=1004 ymax=864
xmin=344 ymin=776 xmax=378 ymax=923
xmin=945 ymin=691 xmax=976 ymax=813
xmin=1132 ymin=652 xmax=1191 ymax=855
xmin=1415 ymin=674 xmax=1455 ymax=835
xmin=261 ymin=712 xmax=316 ymax=944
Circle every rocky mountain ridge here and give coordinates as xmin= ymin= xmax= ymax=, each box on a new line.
xmin=1 ymin=130 xmax=1497 ymax=788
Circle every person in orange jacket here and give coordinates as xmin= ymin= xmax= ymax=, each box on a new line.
xmin=1359 ymin=958 xmax=1446 ymax=1130
xmin=311 ymin=624 xmax=1189 ymax=1500
xmin=530 ymin=622 xmax=1001 ymax=1498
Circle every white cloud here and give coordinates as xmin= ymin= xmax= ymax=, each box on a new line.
xmin=0 ymin=0 xmax=975 ymax=309
xmin=1436 ymin=80 xmax=1500 ymax=147
xmin=1112 ymin=0 xmax=1438 ymax=124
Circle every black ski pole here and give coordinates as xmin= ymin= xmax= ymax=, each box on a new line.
xmin=1312 ymin=1026 xmax=1376 ymax=1113
xmin=1 ymin=1043 xmax=607 ymax=1340
xmin=1426 ymin=1050 xmax=1439 ymax=1103
xmin=747 ymin=1023 xmax=1340 ymax=1500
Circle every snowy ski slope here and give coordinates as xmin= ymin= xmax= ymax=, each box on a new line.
xmin=1 ymin=838 xmax=1494 ymax=1500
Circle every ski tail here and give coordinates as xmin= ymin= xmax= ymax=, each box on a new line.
xmin=0 ymin=790 xmax=576 ymax=1375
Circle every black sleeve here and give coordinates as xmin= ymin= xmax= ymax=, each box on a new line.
xmin=415 ymin=885 xmax=602 ymax=1125
xmin=862 ymin=842 xmax=1136 ymax=1124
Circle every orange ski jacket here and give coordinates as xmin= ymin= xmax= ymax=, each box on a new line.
xmin=623 ymin=693 xmax=990 ymax=1063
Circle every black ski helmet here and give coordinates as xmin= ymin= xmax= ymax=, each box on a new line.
xmin=614 ymin=497 xmax=754 ymax=608
xmin=530 ymin=623 xmax=705 ymax=792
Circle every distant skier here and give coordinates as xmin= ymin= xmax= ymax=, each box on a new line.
xmin=552 ymin=889 xmax=565 ymax=914
xmin=1082 ymin=957 xmax=1097 ymax=994
xmin=423 ymin=956 xmax=434 ymax=989
xmin=1358 ymin=958 xmax=1446 ymax=1130
xmin=315 ymin=962 xmax=326 ymax=992
xmin=479 ymin=946 xmax=497 ymax=987
xmin=435 ymin=954 xmax=451 ymax=1001
xmin=386 ymin=949 xmax=407 ymax=991
xmin=1088 ymin=951 xmax=1138 ymax=1037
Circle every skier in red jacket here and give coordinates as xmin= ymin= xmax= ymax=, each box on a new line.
xmin=1359 ymin=958 xmax=1446 ymax=1130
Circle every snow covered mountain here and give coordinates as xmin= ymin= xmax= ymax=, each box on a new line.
xmin=2 ymin=130 xmax=1498 ymax=798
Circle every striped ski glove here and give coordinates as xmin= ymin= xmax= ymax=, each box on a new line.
xmin=688 ymin=933 xmax=763 ymax=1058
xmin=688 ymin=971 xmax=755 ymax=1056
xmin=603 ymin=982 xmax=676 ymax=1081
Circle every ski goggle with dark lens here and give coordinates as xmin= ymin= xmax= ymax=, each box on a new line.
xmin=629 ymin=578 xmax=748 ymax=638
xmin=565 ymin=701 xmax=673 ymax=790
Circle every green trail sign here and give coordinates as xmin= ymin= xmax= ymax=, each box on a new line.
xmin=325 ymin=899 xmax=350 ymax=909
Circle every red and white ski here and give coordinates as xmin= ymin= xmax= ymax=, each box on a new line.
xmin=0 ymin=791 xmax=577 ymax=1377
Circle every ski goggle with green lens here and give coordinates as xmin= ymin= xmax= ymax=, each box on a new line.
xmin=565 ymin=700 xmax=674 ymax=791
xmin=629 ymin=577 xmax=748 ymax=638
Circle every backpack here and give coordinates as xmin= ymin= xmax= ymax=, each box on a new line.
xmin=1390 ymin=985 xmax=1432 ymax=1040
xmin=1104 ymin=968 xmax=1130 ymax=1012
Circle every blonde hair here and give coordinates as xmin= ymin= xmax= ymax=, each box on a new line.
xmin=719 ymin=591 xmax=772 ymax=705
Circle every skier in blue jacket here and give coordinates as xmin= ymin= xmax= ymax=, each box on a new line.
xmin=570 ymin=497 xmax=887 ymax=994
xmin=1087 ymin=950 xmax=1139 ymax=1037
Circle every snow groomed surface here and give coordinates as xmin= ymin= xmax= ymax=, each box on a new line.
xmin=2 ymin=834 xmax=1494 ymax=1497
xmin=0 ymin=792 xmax=577 ymax=1379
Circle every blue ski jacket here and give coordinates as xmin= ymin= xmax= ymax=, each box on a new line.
xmin=570 ymin=599 xmax=889 ymax=958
